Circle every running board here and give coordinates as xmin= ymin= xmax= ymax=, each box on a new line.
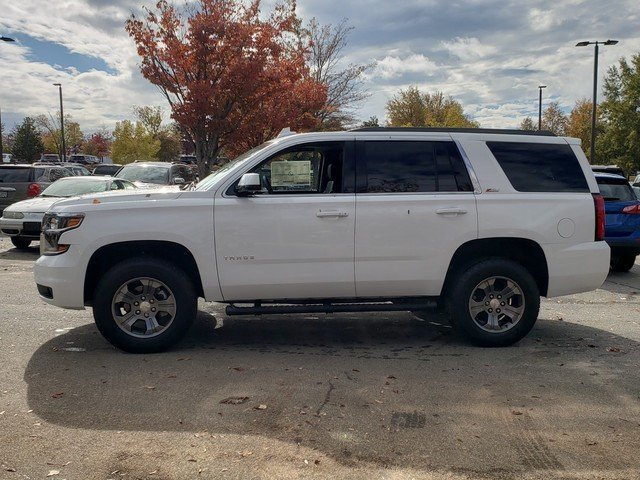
xmin=225 ymin=300 xmax=438 ymax=316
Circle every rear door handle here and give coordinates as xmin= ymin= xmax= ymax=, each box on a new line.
xmin=436 ymin=207 xmax=467 ymax=215
xmin=316 ymin=210 xmax=349 ymax=218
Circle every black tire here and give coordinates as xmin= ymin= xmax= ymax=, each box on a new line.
xmin=11 ymin=237 xmax=31 ymax=250
xmin=447 ymin=258 xmax=540 ymax=347
xmin=93 ymin=258 xmax=197 ymax=353
xmin=610 ymin=253 xmax=637 ymax=273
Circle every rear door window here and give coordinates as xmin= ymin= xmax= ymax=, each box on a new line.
xmin=357 ymin=141 xmax=473 ymax=193
xmin=487 ymin=142 xmax=589 ymax=192
xmin=596 ymin=177 xmax=637 ymax=202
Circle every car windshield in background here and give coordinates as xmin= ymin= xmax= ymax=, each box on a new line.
xmin=117 ymin=165 xmax=169 ymax=184
xmin=41 ymin=178 xmax=111 ymax=197
xmin=596 ymin=177 xmax=637 ymax=202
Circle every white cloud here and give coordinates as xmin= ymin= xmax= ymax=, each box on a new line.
xmin=372 ymin=53 xmax=438 ymax=80
xmin=440 ymin=37 xmax=497 ymax=61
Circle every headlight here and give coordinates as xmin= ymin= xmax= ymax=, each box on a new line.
xmin=41 ymin=212 xmax=85 ymax=256
xmin=3 ymin=211 xmax=24 ymax=219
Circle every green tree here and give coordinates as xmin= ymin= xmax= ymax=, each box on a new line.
xmin=133 ymin=106 xmax=181 ymax=162
xmin=133 ymin=106 xmax=163 ymax=138
xmin=111 ymin=120 xmax=160 ymax=164
xmin=541 ymin=101 xmax=567 ymax=135
xmin=386 ymin=86 xmax=479 ymax=128
xmin=598 ymin=54 xmax=640 ymax=173
xmin=361 ymin=116 xmax=380 ymax=128
xmin=519 ymin=117 xmax=536 ymax=131
xmin=34 ymin=112 xmax=84 ymax=158
xmin=12 ymin=117 xmax=44 ymax=162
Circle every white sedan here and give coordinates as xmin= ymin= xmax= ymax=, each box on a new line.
xmin=0 ymin=176 xmax=135 ymax=250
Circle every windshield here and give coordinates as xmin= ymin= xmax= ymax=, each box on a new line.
xmin=195 ymin=141 xmax=276 ymax=191
xmin=41 ymin=178 xmax=110 ymax=197
xmin=117 ymin=164 xmax=170 ymax=185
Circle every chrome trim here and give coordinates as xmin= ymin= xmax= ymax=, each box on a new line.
xmin=454 ymin=139 xmax=482 ymax=194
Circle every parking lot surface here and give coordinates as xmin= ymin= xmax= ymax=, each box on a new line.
xmin=0 ymin=236 xmax=639 ymax=480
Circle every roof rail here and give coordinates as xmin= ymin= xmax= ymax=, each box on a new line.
xmin=351 ymin=127 xmax=556 ymax=136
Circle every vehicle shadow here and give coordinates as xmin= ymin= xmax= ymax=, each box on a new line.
xmin=600 ymin=264 xmax=640 ymax=296
xmin=24 ymin=310 xmax=640 ymax=473
xmin=0 ymin=243 xmax=40 ymax=260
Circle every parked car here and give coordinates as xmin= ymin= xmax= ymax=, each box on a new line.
xmin=92 ymin=164 xmax=122 ymax=176
xmin=0 ymin=176 xmax=136 ymax=250
xmin=68 ymin=154 xmax=100 ymax=166
xmin=40 ymin=153 xmax=61 ymax=162
xmin=114 ymin=161 xmax=196 ymax=188
xmin=0 ymin=164 xmax=72 ymax=216
xmin=2 ymin=153 xmax=12 ymax=164
xmin=631 ymin=176 xmax=640 ymax=200
xmin=64 ymin=163 xmax=92 ymax=176
xmin=594 ymin=173 xmax=640 ymax=272
xmin=35 ymin=128 xmax=610 ymax=353
xmin=591 ymin=164 xmax=626 ymax=178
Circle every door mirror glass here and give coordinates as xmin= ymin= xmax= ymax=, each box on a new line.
xmin=236 ymin=172 xmax=261 ymax=196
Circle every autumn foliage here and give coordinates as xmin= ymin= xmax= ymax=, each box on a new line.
xmin=126 ymin=0 xmax=327 ymax=173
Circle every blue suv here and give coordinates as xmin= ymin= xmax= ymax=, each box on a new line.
xmin=595 ymin=173 xmax=640 ymax=272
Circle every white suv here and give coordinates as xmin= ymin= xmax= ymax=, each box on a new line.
xmin=34 ymin=128 xmax=610 ymax=352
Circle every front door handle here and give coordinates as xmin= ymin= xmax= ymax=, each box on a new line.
xmin=436 ymin=207 xmax=467 ymax=215
xmin=316 ymin=210 xmax=349 ymax=218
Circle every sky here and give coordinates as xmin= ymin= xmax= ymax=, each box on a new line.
xmin=0 ymin=0 xmax=639 ymax=135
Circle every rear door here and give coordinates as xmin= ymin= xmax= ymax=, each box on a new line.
xmin=354 ymin=138 xmax=478 ymax=297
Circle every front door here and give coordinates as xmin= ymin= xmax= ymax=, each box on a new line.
xmin=214 ymin=141 xmax=356 ymax=301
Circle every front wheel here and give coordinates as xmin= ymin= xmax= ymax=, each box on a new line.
xmin=11 ymin=236 xmax=31 ymax=250
xmin=93 ymin=258 xmax=197 ymax=353
xmin=610 ymin=253 xmax=637 ymax=273
xmin=447 ymin=259 xmax=540 ymax=347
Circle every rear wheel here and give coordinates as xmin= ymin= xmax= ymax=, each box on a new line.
xmin=93 ymin=258 xmax=197 ymax=353
xmin=447 ymin=258 xmax=540 ymax=347
xmin=11 ymin=237 xmax=31 ymax=250
xmin=610 ymin=253 xmax=637 ymax=272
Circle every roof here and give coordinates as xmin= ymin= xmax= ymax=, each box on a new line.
xmin=129 ymin=161 xmax=175 ymax=167
xmin=594 ymin=172 xmax=629 ymax=181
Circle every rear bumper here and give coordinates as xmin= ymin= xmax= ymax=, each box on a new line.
xmin=545 ymin=241 xmax=610 ymax=297
xmin=34 ymin=247 xmax=86 ymax=310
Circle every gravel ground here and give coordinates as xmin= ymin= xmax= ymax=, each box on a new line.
xmin=0 ymin=235 xmax=639 ymax=480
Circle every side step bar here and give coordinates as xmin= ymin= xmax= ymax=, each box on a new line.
xmin=225 ymin=300 xmax=438 ymax=316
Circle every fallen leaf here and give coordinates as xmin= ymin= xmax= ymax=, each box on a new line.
xmin=511 ymin=410 xmax=523 ymax=416
xmin=148 ymin=470 xmax=158 ymax=475
xmin=587 ymin=344 xmax=598 ymax=348
xmin=188 ymin=459 xmax=197 ymax=462
xmin=387 ymin=375 xmax=396 ymax=379
xmin=607 ymin=347 xmax=621 ymax=353
xmin=314 ymin=459 xmax=320 ymax=465
xmin=51 ymin=392 xmax=64 ymax=399
xmin=5 ymin=468 xmax=16 ymax=472
xmin=587 ymin=441 xmax=598 ymax=446
xmin=238 ymin=450 xmax=253 ymax=457
xmin=220 ymin=396 xmax=249 ymax=405
xmin=47 ymin=470 xmax=60 ymax=477
xmin=374 ymin=400 xmax=384 ymax=404
xmin=230 ymin=367 xmax=245 ymax=372
xmin=255 ymin=404 xmax=267 ymax=410
xmin=145 ymin=386 xmax=156 ymax=390
xmin=352 ymin=369 xmax=360 ymax=372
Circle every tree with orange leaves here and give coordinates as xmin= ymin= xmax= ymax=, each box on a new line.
xmin=126 ymin=0 xmax=327 ymax=176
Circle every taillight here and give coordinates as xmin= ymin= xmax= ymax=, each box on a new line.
xmin=622 ymin=204 xmax=640 ymax=214
xmin=27 ymin=183 xmax=41 ymax=198
xmin=593 ymin=193 xmax=605 ymax=241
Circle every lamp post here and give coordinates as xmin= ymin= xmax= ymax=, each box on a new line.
xmin=538 ymin=85 xmax=547 ymax=130
xmin=575 ymin=39 xmax=618 ymax=163
xmin=52 ymin=83 xmax=66 ymax=162
xmin=1 ymin=36 xmax=16 ymax=162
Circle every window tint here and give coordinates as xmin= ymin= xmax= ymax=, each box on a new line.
xmin=487 ymin=142 xmax=589 ymax=193
xmin=0 ymin=168 xmax=31 ymax=182
xmin=240 ymin=142 xmax=345 ymax=195
xmin=596 ymin=177 xmax=637 ymax=202
xmin=359 ymin=141 xmax=473 ymax=193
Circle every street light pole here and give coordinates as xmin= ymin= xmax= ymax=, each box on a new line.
xmin=1 ymin=36 xmax=16 ymax=162
xmin=538 ymin=85 xmax=547 ymax=130
xmin=53 ymin=83 xmax=66 ymax=162
xmin=576 ymin=39 xmax=618 ymax=163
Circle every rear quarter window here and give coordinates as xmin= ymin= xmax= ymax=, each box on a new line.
xmin=486 ymin=142 xmax=589 ymax=193
xmin=0 ymin=168 xmax=31 ymax=182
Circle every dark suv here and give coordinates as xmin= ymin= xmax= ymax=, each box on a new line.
xmin=0 ymin=165 xmax=72 ymax=215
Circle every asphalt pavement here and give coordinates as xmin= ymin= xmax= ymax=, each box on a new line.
xmin=0 ymin=236 xmax=639 ymax=480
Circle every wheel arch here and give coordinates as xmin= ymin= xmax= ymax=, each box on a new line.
xmin=442 ymin=237 xmax=549 ymax=300
xmin=84 ymin=240 xmax=204 ymax=305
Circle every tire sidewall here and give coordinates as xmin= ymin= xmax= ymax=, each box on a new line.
xmin=93 ymin=258 xmax=196 ymax=353
xmin=448 ymin=259 xmax=540 ymax=347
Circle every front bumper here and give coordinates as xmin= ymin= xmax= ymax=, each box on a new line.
xmin=34 ymin=246 xmax=86 ymax=310
xmin=0 ymin=214 xmax=44 ymax=239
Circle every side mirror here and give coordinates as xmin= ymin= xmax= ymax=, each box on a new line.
xmin=236 ymin=173 xmax=261 ymax=196
xmin=173 ymin=177 xmax=185 ymax=185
